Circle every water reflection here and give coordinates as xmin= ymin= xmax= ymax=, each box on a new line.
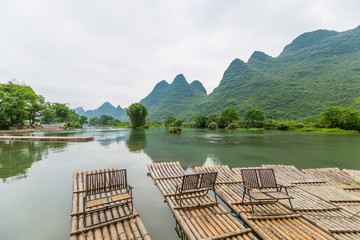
xmin=0 ymin=141 xmax=67 ymax=183
xmin=126 ymin=129 xmax=147 ymax=153
xmin=143 ymin=129 xmax=208 ymax=168
xmin=97 ymin=135 xmax=128 ymax=147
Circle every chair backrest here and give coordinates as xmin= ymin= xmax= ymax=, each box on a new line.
xmin=240 ymin=168 xmax=277 ymax=189
xmin=85 ymin=169 xmax=127 ymax=195
xmin=258 ymin=168 xmax=277 ymax=188
xmin=241 ymin=169 xmax=260 ymax=188
xmin=180 ymin=172 xmax=217 ymax=192
xmin=199 ymin=172 xmax=217 ymax=189
xmin=182 ymin=174 xmax=200 ymax=191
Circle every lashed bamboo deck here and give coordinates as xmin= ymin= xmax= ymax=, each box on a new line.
xmin=0 ymin=135 xmax=94 ymax=142
xmin=195 ymin=165 xmax=336 ymax=240
xmin=193 ymin=164 xmax=360 ymax=240
xmin=70 ymin=168 xmax=151 ymax=240
xmin=147 ymin=162 xmax=259 ymax=240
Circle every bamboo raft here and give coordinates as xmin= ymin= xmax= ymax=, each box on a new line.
xmin=0 ymin=135 xmax=94 ymax=142
xmin=147 ymin=162 xmax=259 ymax=240
xmin=195 ymin=166 xmax=336 ymax=240
xmin=302 ymin=168 xmax=360 ymax=191
xmin=70 ymin=168 xmax=151 ymax=240
xmin=298 ymin=185 xmax=360 ymax=203
xmin=262 ymin=165 xmax=326 ymax=185
xmin=343 ymin=169 xmax=360 ymax=182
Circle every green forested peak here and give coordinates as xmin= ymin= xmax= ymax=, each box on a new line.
xmin=100 ymin=102 xmax=113 ymax=108
xmin=225 ymin=58 xmax=247 ymax=72
xmin=190 ymin=80 xmax=207 ymax=95
xmin=248 ymin=51 xmax=273 ymax=64
xmin=172 ymin=74 xmax=188 ymax=85
xmin=281 ymin=29 xmax=338 ymax=55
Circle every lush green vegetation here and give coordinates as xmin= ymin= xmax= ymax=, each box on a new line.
xmin=169 ymin=127 xmax=182 ymax=134
xmin=126 ymin=103 xmax=148 ymax=128
xmin=89 ymin=114 xmax=129 ymax=127
xmin=244 ymin=109 xmax=265 ymax=128
xmin=164 ymin=115 xmax=182 ymax=127
xmin=164 ymin=105 xmax=360 ymax=133
xmin=140 ymin=74 xmax=207 ymax=121
xmin=0 ymin=81 xmax=86 ymax=129
xmin=140 ymin=26 xmax=360 ymax=122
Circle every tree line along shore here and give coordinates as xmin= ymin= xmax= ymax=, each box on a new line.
xmin=2 ymin=81 xmax=360 ymax=133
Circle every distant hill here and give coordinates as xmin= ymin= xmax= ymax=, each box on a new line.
xmin=74 ymin=102 xmax=129 ymax=121
xmin=140 ymin=74 xmax=207 ymax=121
xmin=141 ymin=25 xmax=360 ymax=121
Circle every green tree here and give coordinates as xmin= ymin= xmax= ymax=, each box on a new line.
xmin=28 ymin=95 xmax=46 ymax=126
xmin=319 ymin=106 xmax=360 ymax=131
xmin=164 ymin=115 xmax=177 ymax=126
xmin=194 ymin=115 xmax=208 ymax=128
xmin=217 ymin=108 xmax=239 ymax=128
xmin=244 ymin=109 xmax=265 ymax=128
xmin=41 ymin=102 xmax=56 ymax=122
xmin=0 ymin=81 xmax=37 ymax=127
xmin=319 ymin=106 xmax=344 ymax=128
xmin=53 ymin=103 xmax=70 ymax=122
xmin=173 ymin=119 xmax=183 ymax=127
xmin=126 ymin=103 xmax=148 ymax=128
xmin=341 ymin=108 xmax=360 ymax=130
xmin=207 ymin=113 xmax=218 ymax=127
xmin=79 ymin=115 xmax=88 ymax=125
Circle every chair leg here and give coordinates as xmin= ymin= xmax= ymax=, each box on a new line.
xmin=241 ymin=189 xmax=246 ymax=204
xmin=213 ymin=189 xmax=218 ymax=204
xmin=130 ymin=198 xmax=134 ymax=215
xmin=288 ymin=199 xmax=294 ymax=213
xmin=83 ymin=198 xmax=86 ymax=227
xmin=249 ymin=195 xmax=255 ymax=215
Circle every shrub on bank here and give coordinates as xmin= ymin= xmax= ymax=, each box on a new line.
xmin=169 ymin=127 xmax=182 ymax=134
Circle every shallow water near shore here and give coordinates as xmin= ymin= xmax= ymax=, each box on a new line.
xmin=0 ymin=127 xmax=359 ymax=240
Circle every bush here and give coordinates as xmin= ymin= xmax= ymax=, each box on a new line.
xmin=277 ymin=123 xmax=289 ymax=130
xmin=173 ymin=119 xmax=182 ymax=127
xmin=183 ymin=122 xmax=197 ymax=128
xmin=208 ymin=122 xmax=218 ymax=130
xmin=169 ymin=127 xmax=182 ymax=134
xmin=226 ymin=123 xmax=237 ymax=129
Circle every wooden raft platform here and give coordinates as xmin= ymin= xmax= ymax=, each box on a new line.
xmin=0 ymin=135 xmax=94 ymax=142
xmin=302 ymin=168 xmax=360 ymax=191
xmin=70 ymin=168 xmax=151 ymax=240
xmin=148 ymin=162 xmax=258 ymax=240
xmin=195 ymin=165 xmax=336 ymax=240
xmin=343 ymin=169 xmax=360 ymax=182
xmin=262 ymin=164 xmax=326 ymax=185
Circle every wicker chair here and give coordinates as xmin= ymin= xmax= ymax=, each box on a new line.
xmin=83 ymin=169 xmax=133 ymax=226
xmin=240 ymin=168 xmax=294 ymax=215
xmin=175 ymin=172 xmax=218 ymax=209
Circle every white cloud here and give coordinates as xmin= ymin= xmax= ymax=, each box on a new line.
xmin=0 ymin=0 xmax=359 ymax=110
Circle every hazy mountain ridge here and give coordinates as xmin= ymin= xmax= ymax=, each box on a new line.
xmin=76 ymin=26 xmax=360 ymax=122
xmin=186 ymin=25 xmax=360 ymax=120
xmin=140 ymin=74 xmax=207 ymax=121
xmin=75 ymin=102 xmax=129 ymax=121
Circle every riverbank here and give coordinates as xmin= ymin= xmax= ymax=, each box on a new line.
xmin=0 ymin=135 xmax=94 ymax=142
xmin=0 ymin=123 xmax=66 ymax=134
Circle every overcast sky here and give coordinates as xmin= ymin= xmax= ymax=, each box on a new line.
xmin=0 ymin=0 xmax=359 ymax=110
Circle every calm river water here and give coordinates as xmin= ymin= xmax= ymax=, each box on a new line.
xmin=1 ymin=127 xmax=360 ymax=240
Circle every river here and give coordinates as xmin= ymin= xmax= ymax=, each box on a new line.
xmin=0 ymin=127 xmax=359 ymax=239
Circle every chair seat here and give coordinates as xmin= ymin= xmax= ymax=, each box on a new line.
xmin=266 ymin=191 xmax=293 ymax=200
xmin=86 ymin=197 xmax=108 ymax=208
xmin=86 ymin=193 xmax=132 ymax=208
xmin=249 ymin=191 xmax=276 ymax=201
xmin=112 ymin=192 xmax=132 ymax=201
